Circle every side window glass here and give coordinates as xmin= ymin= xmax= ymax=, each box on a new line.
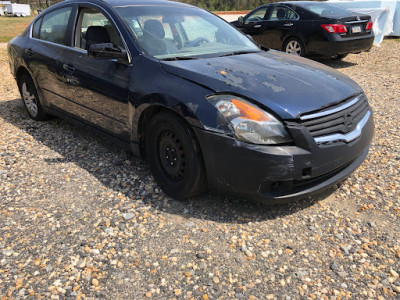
xmin=32 ymin=17 xmax=42 ymax=38
xmin=40 ymin=6 xmax=72 ymax=45
xmin=245 ymin=7 xmax=268 ymax=23
xmin=268 ymin=7 xmax=298 ymax=21
xmin=286 ymin=9 xmax=298 ymax=20
xmin=76 ymin=8 xmax=123 ymax=51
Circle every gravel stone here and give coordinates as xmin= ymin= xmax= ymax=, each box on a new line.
xmin=122 ymin=212 xmax=135 ymax=220
xmin=1 ymin=40 xmax=400 ymax=298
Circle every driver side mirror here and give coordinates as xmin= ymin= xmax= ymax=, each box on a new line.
xmin=88 ymin=43 xmax=128 ymax=63
xmin=238 ymin=16 xmax=244 ymax=25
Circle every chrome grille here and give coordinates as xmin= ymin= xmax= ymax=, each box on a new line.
xmin=300 ymin=94 xmax=370 ymax=144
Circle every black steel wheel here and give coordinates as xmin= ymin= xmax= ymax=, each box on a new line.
xmin=146 ymin=111 xmax=206 ymax=199
xmin=18 ymin=73 xmax=49 ymax=121
xmin=284 ymin=37 xmax=305 ymax=56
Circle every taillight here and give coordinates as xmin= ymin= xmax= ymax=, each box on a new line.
xmin=365 ymin=21 xmax=373 ymax=30
xmin=321 ymin=24 xmax=348 ymax=33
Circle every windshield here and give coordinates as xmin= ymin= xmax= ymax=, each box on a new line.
xmin=115 ymin=5 xmax=260 ymax=59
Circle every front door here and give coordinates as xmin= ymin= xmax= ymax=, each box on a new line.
xmin=62 ymin=6 xmax=131 ymax=140
xmin=240 ymin=6 xmax=273 ymax=48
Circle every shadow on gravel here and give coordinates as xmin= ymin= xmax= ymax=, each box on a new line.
xmin=315 ymin=58 xmax=357 ymax=69
xmin=1 ymin=98 xmax=340 ymax=224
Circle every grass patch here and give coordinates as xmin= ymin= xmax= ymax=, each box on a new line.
xmin=0 ymin=15 xmax=35 ymax=43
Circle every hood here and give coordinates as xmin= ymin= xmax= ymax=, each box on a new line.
xmin=160 ymin=50 xmax=362 ymax=119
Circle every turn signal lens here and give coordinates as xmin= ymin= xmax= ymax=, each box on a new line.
xmin=232 ymin=98 xmax=270 ymax=122
xmin=207 ymin=95 xmax=292 ymax=145
xmin=365 ymin=21 xmax=373 ymax=30
xmin=321 ymin=24 xmax=348 ymax=33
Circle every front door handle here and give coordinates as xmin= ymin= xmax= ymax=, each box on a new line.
xmin=254 ymin=24 xmax=262 ymax=28
xmin=284 ymin=23 xmax=293 ymax=27
xmin=63 ymin=64 xmax=75 ymax=73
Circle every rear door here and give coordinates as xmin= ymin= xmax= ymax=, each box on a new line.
xmin=26 ymin=5 xmax=74 ymax=108
xmin=263 ymin=5 xmax=300 ymax=50
xmin=61 ymin=5 xmax=132 ymax=140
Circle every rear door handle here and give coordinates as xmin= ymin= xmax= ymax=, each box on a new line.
xmin=254 ymin=24 xmax=262 ymax=28
xmin=284 ymin=23 xmax=293 ymax=27
xmin=63 ymin=64 xmax=75 ymax=73
xmin=24 ymin=48 xmax=33 ymax=56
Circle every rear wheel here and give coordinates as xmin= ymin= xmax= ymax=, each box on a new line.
xmin=145 ymin=111 xmax=206 ymax=200
xmin=18 ymin=73 xmax=49 ymax=121
xmin=284 ymin=37 xmax=305 ymax=56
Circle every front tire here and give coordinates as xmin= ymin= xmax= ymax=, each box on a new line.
xmin=18 ymin=74 xmax=49 ymax=121
xmin=145 ymin=111 xmax=206 ymax=200
xmin=284 ymin=37 xmax=305 ymax=56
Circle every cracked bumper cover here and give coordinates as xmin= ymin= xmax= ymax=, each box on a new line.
xmin=193 ymin=112 xmax=374 ymax=204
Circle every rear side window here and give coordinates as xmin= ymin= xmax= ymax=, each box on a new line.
xmin=39 ymin=6 xmax=72 ymax=45
xmin=267 ymin=6 xmax=298 ymax=21
xmin=32 ymin=17 xmax=42 ymax=38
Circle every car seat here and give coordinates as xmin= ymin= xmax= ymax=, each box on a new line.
xmin=277 ymin=8 xmax=286 ymax=20
xmin=86 ymin=26 xmax=111 ymax=50
xmin=142 ymin=19 xmax=167 ymax=56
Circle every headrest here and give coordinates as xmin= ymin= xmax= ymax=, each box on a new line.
xmin=143 ymin=19 xmax=165 ymax=39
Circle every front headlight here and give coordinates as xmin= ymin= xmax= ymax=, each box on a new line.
xmin=207 ymin=95 xmax=292 ymax=145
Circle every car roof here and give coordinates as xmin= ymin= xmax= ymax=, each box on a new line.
xmin=77 ymin=0 xmax=193 ymax=8
xmin=275 ymin=1 xmax=339 ymax=7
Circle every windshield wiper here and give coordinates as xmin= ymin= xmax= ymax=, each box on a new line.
xmin=161 ymin=56 xmax=199 ymax=61
xmin=218 ymin=50 xmax=261 ymax=57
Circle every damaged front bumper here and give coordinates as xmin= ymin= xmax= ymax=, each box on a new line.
xmin=193 ymin=112 xmax=374 ymax=204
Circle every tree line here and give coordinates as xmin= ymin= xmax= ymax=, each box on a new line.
xmin=13 ymin=0 xmax=319 ymax=12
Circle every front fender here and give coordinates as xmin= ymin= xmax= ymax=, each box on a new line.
xmin=128 ymin=56 xmax=234 ymax=150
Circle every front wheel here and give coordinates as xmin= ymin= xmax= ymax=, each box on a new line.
xmin=145 ymin=111 xmax=206 ymax=200
xmin=283 ymin=38 xmax=305 ymax=56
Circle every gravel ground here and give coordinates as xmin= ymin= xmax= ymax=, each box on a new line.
xmin=0 ymin=40 xmax=399 ymax=299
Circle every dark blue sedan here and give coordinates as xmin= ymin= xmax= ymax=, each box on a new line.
xmin=7 ymin=0 xmax=374 ymax=203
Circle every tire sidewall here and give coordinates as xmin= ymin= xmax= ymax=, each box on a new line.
xmin=284 ymin=37 xmax=305 ymax=56
xmin=18 ymin=74 xmax=47 ymax=121
xmin=146 ymin=112 xmax=206 ymax=199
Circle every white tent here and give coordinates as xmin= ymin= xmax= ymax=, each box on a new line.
xmin=328 ymin=0 xmax=400 ymax=45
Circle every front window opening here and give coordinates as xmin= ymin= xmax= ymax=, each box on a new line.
xmin=115 ymin=5 xmax=260 ymax=59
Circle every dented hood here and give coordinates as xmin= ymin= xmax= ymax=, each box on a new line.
xmin=160 ymin=50 xmax=362 ymax=119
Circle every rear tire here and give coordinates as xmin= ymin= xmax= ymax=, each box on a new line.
xmin=283 ymin=37 xmax=305 ymax=56
xmin=18 ymin=74 xmax=50 ymax=121
xmin=145 ymin=111 xmax=206 ymax=200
